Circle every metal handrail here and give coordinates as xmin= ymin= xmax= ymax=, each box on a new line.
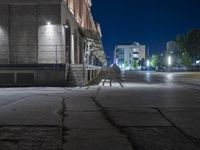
xmin=0 ymin=45 xmax=69 ymax=65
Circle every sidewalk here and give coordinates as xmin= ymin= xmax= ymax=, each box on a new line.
xmin=178 ymin=77 xmax=200 ymax=86
xmin=61 ymin=88 xmax=133 ymax=150
xmin=65 ymin=87 xmax=200 ymax=150
xmin=0 ymin=72 xmax=200 ymax=150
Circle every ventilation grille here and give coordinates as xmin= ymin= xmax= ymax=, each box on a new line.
xmin=0 ymin=73 xmax=15 ymax=85
xmin=16 ymin=73 xmax=34 ymax=84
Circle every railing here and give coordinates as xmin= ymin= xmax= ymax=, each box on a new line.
xmin=0 ymin=45 xmax=69 ymax=65
xmin=0 ymin=44 xmax=105 ymax=69
xmin=85 ymin=54 xmax=103 ymax=67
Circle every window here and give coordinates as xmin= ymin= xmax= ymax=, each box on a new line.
xmin=133 ymin=48 xmax=139 ymax=52
xmin=116 ymin=48 xmax=124 ymax=53
xmin=133 ymin=54 xmax=139 ymax=58
xmin=119 ymin=59 xmax=124 ymax=64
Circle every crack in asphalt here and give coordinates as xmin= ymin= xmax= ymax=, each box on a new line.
xmin=91 ymin=96 xmax=136 ymax=150
xmin=92 ymin=84 xmax=200 ymax=149
xmin=154 ymin=107 xmax=199 ymax=147
xmin=59 ymin=97 xmax=69 ymax=150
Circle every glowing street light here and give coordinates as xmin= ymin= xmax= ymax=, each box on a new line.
xmin=147 ymin=60 xmax=150 ymax=67
xmin=47 ymin=22 xmax=51 ymax=25
xmin=168 ymin=56 xmax=172 ymax=66
xmin=64 ymin=25 xmax=69 ymax=28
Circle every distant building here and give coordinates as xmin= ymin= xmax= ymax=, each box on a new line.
xmin=166 ymin=41 xmax=181 ymax=66
xmin=166 ymin=41 xmax=179 ymax=54
xmin=114 ymin=42 xmax=146 ymax=70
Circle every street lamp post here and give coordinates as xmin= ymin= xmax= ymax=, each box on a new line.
xmin=168 ymin=56 xmax=172 ymax=72
xmin=147 ymin=60 xmax=150 ymax=71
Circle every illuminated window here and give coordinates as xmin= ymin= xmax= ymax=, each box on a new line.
xmin=133 ymin=54 xmax=139 ymax=58
xmin=133 ymin=48 xmax=139 ymax=52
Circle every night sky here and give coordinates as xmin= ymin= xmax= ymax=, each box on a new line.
xmin=92 ymin=0 xmax=200 ymax=62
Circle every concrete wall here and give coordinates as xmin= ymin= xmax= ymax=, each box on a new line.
xmin=0 ymin=67 xmax=66 ymax=86
xmin=38 ymin=4 xmax=62 ymax=64
xmin=0 ymin=1 xmax=85 ymax=65
xmin=0 ymin=3 xmax=64 ymax=64
xmin=0 ymin=5 xmax=9 ymax=64
xmin=0 ymin=1 xmax=104 ymax=86
xmin=0 ymin=0 xmax=62 ymax=4
xmin=10 ymin=5 xmax=38 ymax=64
xmin=61 ymin=1 xmax=82 ymax=65
xmin=138 ymin=45 xmax=146 ymax=61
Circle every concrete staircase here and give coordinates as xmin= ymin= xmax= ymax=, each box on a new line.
xmin=67 ymin=64 xmax=86 ymax=86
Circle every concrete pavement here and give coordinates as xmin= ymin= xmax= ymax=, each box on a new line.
xmin=0 ymin=71 xmax=200 ymax=150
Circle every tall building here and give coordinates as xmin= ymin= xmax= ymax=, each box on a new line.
xmin=166 ymin=41 xmax=179 ymax=54
xmin=0 ymin=0 xmax=106 ymax=86
xmin=114 ymin=42 xmax=146 ymax=70
xmin=166 ymin=41 xmax=181 ymax=66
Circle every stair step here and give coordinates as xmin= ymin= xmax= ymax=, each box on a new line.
xmin=67 ymin=64 xmax=86 ymax=86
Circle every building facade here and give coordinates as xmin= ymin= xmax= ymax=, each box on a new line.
xmin=166 ymin=41 xmax=181 ymax=67
xmin=0 ymin=0 xmax=106 ymax=86
xmin=166 ymin=41 xmax=179 ymax=54
xmin=114 ymin=42 xmax=146 ymax=70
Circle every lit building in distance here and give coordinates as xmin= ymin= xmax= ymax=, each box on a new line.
xmin=166 ymin=41 xmax=179 ymax=54
xmin=114 ymin=42 xmax=146 ymax=70
xmin=166 ymin=41 xmax=181 ymax=67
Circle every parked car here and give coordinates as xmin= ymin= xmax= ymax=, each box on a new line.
xmin=156 ymin=67 xmax=165 ymax=72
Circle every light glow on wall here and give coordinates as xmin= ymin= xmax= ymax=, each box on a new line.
xmin=71 ymin=34 xmax=75 ymax=64
xmin=64 ymin=25 xmax=69 ymax=28
xmin=38 ymin=22 xmax=61 ymax=64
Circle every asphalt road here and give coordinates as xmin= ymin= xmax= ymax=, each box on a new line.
xmin=0 ymin=72 xmax=200 ymax=150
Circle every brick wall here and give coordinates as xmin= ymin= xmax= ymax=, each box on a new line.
xmin=38 ymin=4 xmax=62 ymax=64
xmin=10 ymin=5 xmax=38 ymax=64
xmin=0 ymin=0 xmax=62 ymax=4
xmin=0 ymin=5 xmax=9 ymax=64
xmin=0 ymin=3 xmax=63 ymax=64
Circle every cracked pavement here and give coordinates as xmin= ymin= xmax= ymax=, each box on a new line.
xmin=0 ymin=72 xmax=200 ymax=150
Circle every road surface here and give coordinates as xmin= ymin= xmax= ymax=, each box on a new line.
xmin=0 ymin=71 xmax=200 ymax=150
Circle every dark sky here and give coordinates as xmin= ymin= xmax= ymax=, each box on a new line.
xmin=92 ymin=0 xmax=200 ymax=61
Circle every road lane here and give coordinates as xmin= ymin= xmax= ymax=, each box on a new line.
xmin=0 ymin=72 xmax=200 ymax=150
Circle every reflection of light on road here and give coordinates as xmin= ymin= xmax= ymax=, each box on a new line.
xmin=145 ymin=72 xmax=151 ymax=82
xmin=166 ymin=74 xmax=173 ymax=81
xmin=146 ymin=72 xmax=150 ymax=75
xmin=125 ymin=83 xmax=172 ymax=88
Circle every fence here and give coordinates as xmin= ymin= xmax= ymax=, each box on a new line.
xmin=0 ymin=45 xmax=69 ymax=64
